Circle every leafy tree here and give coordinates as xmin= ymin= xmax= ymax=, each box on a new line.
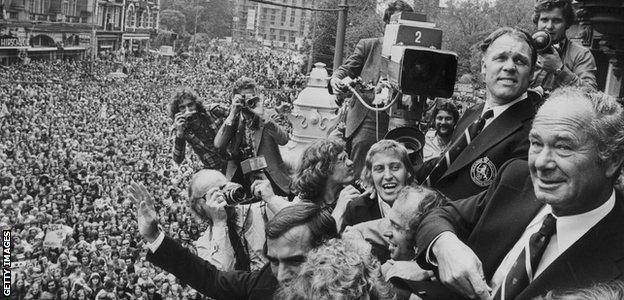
xmin=159 ymin=9 xmax=187 ymax=33
xmin=311 ymin=0 xmax=383 ymax=70
xmin=159 ymin=0 xmax=232 ymax=38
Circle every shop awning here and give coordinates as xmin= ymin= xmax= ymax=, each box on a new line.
xmin=27 ymin=47 xmax=58 ymax=51
xmin=62 ymin=47 xmax=87 ymax=50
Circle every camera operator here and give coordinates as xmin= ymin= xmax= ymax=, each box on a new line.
xmin=214 ymin=77 xmax=291 ymax=198
xmin=186 ymin=169 xmax=267 ymax=272
xmin=170 ymin=87 xmax=229 ymax=170
xmin=530 ymin=0 xmax=597 ymax=93
xmin=328 ymin=0 xmax=414 ymax=177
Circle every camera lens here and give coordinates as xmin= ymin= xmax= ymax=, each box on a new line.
xmin=245 ymin=97 xmax=259 ymax=109
xmin=223 ymin=186 xmax=246 ymax=205
xmin=532 ymin=30 xmax=552 ymax=53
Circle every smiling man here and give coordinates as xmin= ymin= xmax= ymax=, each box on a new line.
xmin=418 ymin=27 xmax=540 ymax=200
xmin=423 ymin=102 xmax=460 ymax=162
xmin=415 ymin=87 xmax=624 ymax=300
xmin=530 ymin=0 xmax=597 ymax=93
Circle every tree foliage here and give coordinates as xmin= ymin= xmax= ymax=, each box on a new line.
xmin=159 ymin=0 xmax=232 ymax=38
xmin=311 ymin=0 xmax=383 ymax=69
xmin=433 ymin=0 xmax=535 ymax=77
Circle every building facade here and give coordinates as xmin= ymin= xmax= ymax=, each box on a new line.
xmin=0 ymin=0 xmax=97 ymax=64
xmin=0 ymin=0 xmax=159 ymax=64
xmin=121 ymin=0 xmax=158 ymax=53
xmin=232 ymin=0 xmax=317 ymax=50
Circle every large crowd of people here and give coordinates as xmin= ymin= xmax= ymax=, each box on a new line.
xmin=4 ymin=0 xmax=624 ymax=299
xmin=0 ymin=40 xmax=307 ymax=299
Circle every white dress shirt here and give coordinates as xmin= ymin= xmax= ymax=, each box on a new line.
xmin=490 ymin=190 xmax=615 ymax=294
xmin=482 ymin=92 xmax=527 ymax=129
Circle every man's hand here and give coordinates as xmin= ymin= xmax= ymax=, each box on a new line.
xmin=336 ymin=185 xmax=364 ymax=210
xmin=128 ymin=182 xmax=160 ymax=243
xmin=432 ymin=232 xmax=491 ymax=300
xmin=227 ymin=94 xmax=244 ymax=121
xmin=328 ymin=125 xmax=345 ymax=141
xmin=381 ymin=260 xmax=435 ymax=282
xmin=538 ymin=48 xmax=564 ymax=73
xmin=173 ymin=112 xmax=188 ymax=137
xmin=202 ymin=187 xmax=227 ymax=224
xmin=250 ymin=179 xmax=275 ymax=202
xmin=330 ymin=77 xmax=348 ymax=94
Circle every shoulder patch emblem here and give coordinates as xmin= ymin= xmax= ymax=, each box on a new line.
xmin=470 ymin=157 xmax=497 ymax=187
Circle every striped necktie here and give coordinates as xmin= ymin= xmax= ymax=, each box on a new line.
xmin=495 ymin=213 xmax=557 ymax=300
xmin=425 ymin=109 xmax=494 ymax=185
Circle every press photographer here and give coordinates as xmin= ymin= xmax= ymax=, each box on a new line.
xmin=214 ymin=77 xmax=291 ymax=198
xmin=170 ymin=87 xmax=229 ymax=171
xmin=530 ymin=0 xmax=597 ymax=93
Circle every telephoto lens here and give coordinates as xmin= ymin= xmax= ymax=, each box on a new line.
xmin=532 ymin=30 xmax=552 ymax=54
xmin=222 ymin=185 xmax=262 ymax=206
xmin=222 ymin=185 xmax=248 ymax=205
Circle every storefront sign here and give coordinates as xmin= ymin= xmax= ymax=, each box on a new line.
xmin=0 ymin=35 xmax=28 ymax=47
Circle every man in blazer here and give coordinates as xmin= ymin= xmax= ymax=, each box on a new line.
xmin=415 ymin=87 xmax=624 ymax=300
xmin=214 ymin=77 xmax=291 ymax=197
xmin=329 ymin=0 xmax=414 ymax=176
xmin=418 ymin=27 xmax=541 ymax=201
xmin=130 ymin=183 xmax=339 ymax=300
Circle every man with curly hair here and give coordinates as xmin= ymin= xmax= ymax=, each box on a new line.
xmin=275 ymin=238 xmax=395 ymax=300
xmin=170 ymin=87 xmax=229 ymax=170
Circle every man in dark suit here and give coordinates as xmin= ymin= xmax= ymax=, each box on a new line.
xmin=418 ymin=27 xmax=540 ymax=201
xmin=129 ymin=179 xmax=339 ymax=300
xmin=329 ymin=0 xmax=414 ymax=176
xmin=214 ymin=77 xmax=291 ymax=197
xmin=415 ymin=86 xmax=624 ymax=300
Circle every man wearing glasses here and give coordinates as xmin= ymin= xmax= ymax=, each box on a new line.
xmin=185 ymin=169 xmax=267 ymax=272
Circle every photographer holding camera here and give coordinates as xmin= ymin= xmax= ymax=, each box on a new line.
xmin=530 ymin=0 xmax=597 ymax=93
xmin=214 ymin=77 xmax=291 ymax=198
xmin=186 ymin=169 xmax=267 ymax=272
xmin=170 ymin=87 xmax=229 ymax=170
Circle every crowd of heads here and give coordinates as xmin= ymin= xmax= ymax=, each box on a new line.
xmin=0 ymin=39 xmax=306 ymax=299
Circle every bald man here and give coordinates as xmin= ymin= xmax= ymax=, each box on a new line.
xmin=186 ymin=169 xmax=267 ymax=271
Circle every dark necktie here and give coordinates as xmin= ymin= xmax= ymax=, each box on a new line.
xmin=425 ymin=109 xmax=494 ymax=185
xmin=495 ymin=213 xmax=557 ymax=300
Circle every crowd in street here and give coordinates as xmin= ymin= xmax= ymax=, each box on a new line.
xmin=0 ymin=40 xmax=307 ymax=299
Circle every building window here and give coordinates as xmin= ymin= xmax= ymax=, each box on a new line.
xmin=146 ymin=7 xmax=151 ymax=28
xmin=126 ymin=5 xmax=135 ymax=27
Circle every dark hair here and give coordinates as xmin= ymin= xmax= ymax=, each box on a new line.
xmin=431 ymin=102 xmax=459 ymax=127
xmin=265 ymin=203 xmax=339 ymax=249
xmin=532 ymin=0 xmax=575 ymax=28
xmin=168 ymin=87 xmax=209 ymax=120
xmin=383 ymin=0 xmax=414 ymax=24
xmin=232 ymin=77 xmax=257 ymax=95
xmin=292 ymin=139 xmax=346 ymax=203
xmin=480 ymin=27 xmax=538 ymax=69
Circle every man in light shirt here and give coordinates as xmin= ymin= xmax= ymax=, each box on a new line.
xmin=417 ymin=27 xmax=541 ymax=201
xmin=185 ymin=169 xmax=267 ymax=271
xmin=415 ymin=86 xmax=624 ymax=300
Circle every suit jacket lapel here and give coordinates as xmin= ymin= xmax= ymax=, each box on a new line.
xmin=518 ymin=194 xmax=624 ymax=299
xmin=253 ymin=121 xmax=264 ymax=155
xmin=470 ymin=177 xmax=543 ymax=279
xmin=443 ymin=99 xmax=534 ymax=178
